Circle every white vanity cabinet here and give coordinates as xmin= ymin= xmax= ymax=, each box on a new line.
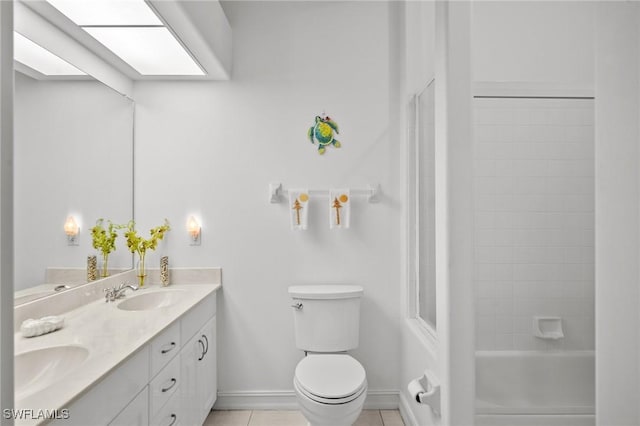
xmin=181 ymin=316 xmax=217 ymax=426
xmin=52 ymin=291 xmax=217 ymax=426
xmin=51 ymin=347 xmax=150 ymax=426
xmin=197 ymin=316 xmax=217 ymax=422
xmin=109 ymin=388 xmax=149 ymax=426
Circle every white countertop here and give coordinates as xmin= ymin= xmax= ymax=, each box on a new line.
xmin=14 ymin=282 xmax=221 ymax=425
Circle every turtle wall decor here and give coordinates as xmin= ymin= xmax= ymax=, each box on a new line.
xmin=307 ymin=113 xmax=341 ymax=155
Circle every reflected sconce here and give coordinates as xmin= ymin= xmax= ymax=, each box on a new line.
xmin=187 ymin=216 xmax=201 ymax=246
xmin=64 ymin=216 xmax=79 ymax=246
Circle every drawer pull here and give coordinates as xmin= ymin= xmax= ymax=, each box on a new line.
xmin=161 ymin=378 xmax=177 ymax=393
xmin=167 ymin=414 xmax=177 ymax=426
xmin=202 ymin=334 xmax=209 ymax=355
xmin=198 ymin=339 xmax=205 ymax=361
xmin=161 ymin=342 xmax=176 ymax=354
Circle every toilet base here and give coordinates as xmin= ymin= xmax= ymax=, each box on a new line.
xmin=294 ymin=379 xmax=367 ymax=426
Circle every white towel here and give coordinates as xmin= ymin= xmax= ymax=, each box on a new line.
xmin=329 ymin=189 xmax=350 ymax=229
xmin=289 ymin=189 xmax=310 ymax=230
xmin=20 ymin=316 xmax=65 ymax=338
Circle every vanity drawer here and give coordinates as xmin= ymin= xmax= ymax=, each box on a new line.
xmin=181 ymin=292 xmax=216 ymax=342
xmin=150 ymin=352 xmax=181 ymax=417
xmin=150 ymin=320 xmax=181 ymax=379
xmin=151 ymin=390 xmax=182 ymax=426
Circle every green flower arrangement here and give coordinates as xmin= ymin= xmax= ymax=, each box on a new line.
xmin=124 ymin=219 xmax=171 ymax=287
xmin=91 ymin=219 xmax=123 ymax=278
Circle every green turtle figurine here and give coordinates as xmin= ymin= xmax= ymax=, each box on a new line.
xmin=308 ymin=115 xmax=341 ymax=155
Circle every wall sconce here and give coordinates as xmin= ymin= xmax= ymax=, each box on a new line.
xmin=187 ymin=216 xmax=201 ymax=245
xmin=64 ymin=215 xmax=79 ymax=246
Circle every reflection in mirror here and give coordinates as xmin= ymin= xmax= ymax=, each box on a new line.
xmin=13 ymin=71 xmax=134 ymax=305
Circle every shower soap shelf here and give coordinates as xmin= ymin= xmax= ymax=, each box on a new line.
xmin=533 ymin=316 xmax=564 ymax=340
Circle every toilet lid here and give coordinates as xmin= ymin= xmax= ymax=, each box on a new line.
xmin=295 ymin=354 xmax=366 ymax=399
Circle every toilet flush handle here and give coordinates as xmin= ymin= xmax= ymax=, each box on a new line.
xmin=291 ymin=302 xmax=303 ymax=310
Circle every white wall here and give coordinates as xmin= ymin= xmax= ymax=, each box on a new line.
xmin=400 ymin=2 xmax=476 ymax=424
xmin=594 ymin=3 xmax=640 ymax=425
xmin=404 ymin=0 xmax=435 ymax=95
xmin=473 ymin=1 xmax=595 ymax=87
xmin=474 ymin=97 xmax=594 ymax=351
xmin=470 ymin=1 xmax=596 ymax=356
xmin=134 ymin=1 xmax=401 ymax=405
xmin=400 ymin=0 xmax=440 ymax=423
xmin=0 ymin=0 xmax=14 ymax=413
xmin=14 ymin=74 xmax=133 ymax=290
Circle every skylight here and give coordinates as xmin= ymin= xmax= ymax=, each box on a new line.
xmin=46 ymin=0 xmax=205 ymax=76
xmin=84 ymin=27 xmax=204 ymax=75
xmin=14 ymin=32 xmax=87 ymax=76
xmin=46 ymin=0 xmax=162 ymax=26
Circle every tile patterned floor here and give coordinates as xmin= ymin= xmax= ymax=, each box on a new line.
xmin=204 ymin=409 xmax=405 ymax=426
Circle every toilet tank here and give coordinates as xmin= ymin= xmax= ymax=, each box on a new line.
xmin=288 ymin=284 xmax=363 ymax=352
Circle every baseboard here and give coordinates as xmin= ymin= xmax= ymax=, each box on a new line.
xmin=399 ymin=392 xmax=419 ymax=426
xmin=214 ymin=390 xmax=298 ymax=410
xmin=213 ymin=389 xmax=400 ymax=411
xmin=363 ymin=390 xmax=400 ymax=410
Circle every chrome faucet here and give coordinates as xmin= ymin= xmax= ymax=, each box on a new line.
xmin=104 ymin=282 xmax=138 ymax=302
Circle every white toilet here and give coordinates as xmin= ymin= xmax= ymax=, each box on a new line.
xmin=288 ymin=285 xmax=367 ymax=426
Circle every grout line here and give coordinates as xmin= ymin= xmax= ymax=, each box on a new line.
xmin=246 ymin=410 xmax=254 ymax=426
xmin=378 ymin=409 xmax=385 ymax=426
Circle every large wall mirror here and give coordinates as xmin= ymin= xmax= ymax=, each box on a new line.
xmin=13 ymin=70 xmax=134 ymax=305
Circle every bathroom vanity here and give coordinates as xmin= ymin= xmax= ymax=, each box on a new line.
xmin=13 ymin=269 xmax=221 ymax=426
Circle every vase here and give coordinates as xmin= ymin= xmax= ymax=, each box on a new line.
xmin=160 ymin=256 xmax=170 ymax=286
xmin=87 ymin=255 xmax=98 ymax=282
xmin=137 ymin=252 xmax=147 ymax=287
xmin=101 ymin=254 xmax=110 ymax=278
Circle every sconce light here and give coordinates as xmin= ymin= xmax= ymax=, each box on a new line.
xmin=187 ymin=216 xmax=201 ymax=246
xmin=64 ymin=215 xmax=79 ymax=246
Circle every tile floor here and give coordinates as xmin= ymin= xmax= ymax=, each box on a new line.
xmin=204 ymin=409 xmax=405 ymax=426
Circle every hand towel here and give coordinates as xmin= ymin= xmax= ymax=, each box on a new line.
xmin=289 ymin=189 xmax=310 ymax=230
xmin=329 ymin=189 xmax=350 ymax=229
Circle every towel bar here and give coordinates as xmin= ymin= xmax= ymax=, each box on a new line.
xmin=269 ymin=182 xmax=380 ymax=204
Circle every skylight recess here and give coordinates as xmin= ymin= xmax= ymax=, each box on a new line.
xmin=46 ymin=0 xmax=205 ymax=76
xmin=14 ymin=32 xmax=87 ymax=76
xmin=46 ymin=0 xmax=162 ymax=26
xmin=84 ymin=27 xmax=204 ymax=75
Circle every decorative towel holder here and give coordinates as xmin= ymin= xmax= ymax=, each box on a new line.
xmin=269 ymin=182 xmax=380 ymax=204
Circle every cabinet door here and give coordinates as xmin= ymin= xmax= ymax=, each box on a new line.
xmin=180 ymin=331 xmax=203 ymax=426
xmin=197 ymin=316 xmax=217 ymax=424
xmin=109 ymin=386 xmax=149 ymax=426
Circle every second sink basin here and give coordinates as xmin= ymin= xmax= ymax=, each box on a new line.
xmin=117 ymin=289 xmax=186 ymax=311
xmin=15 ymin=345 xmax=89 ymax=400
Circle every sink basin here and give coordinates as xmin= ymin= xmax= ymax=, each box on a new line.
xmin=117 ymin=289 xmax=185 ymax=311
xmin=15 ymin=345 xmax=89 ymax=400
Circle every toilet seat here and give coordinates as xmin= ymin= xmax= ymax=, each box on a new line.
xmin=294 ymin=354 xmax=367 ymax=405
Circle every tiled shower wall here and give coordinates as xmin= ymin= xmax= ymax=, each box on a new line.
xmin=474 ymin=97 xmax=594 ymax=351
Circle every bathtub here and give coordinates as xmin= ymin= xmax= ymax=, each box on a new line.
xmin=475 ymin=351 xmax=595 ymax=426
